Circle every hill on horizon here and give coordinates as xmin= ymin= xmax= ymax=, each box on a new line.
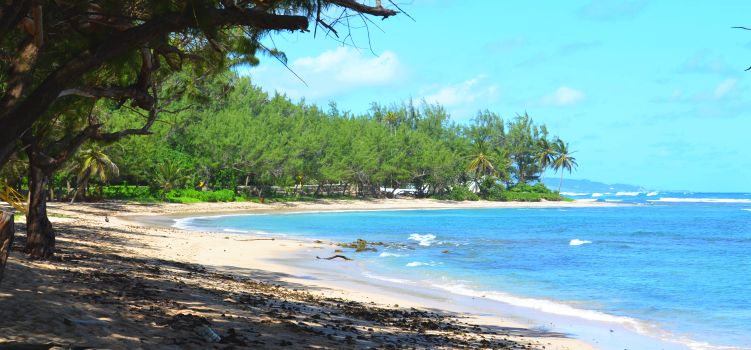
xmin=542 ymin=178 xmax=648 ymax=194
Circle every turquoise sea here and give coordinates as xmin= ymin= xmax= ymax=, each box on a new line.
xmin=175 ymin=192 xmax=751 ymax=349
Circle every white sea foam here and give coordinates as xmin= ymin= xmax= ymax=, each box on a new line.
xmin=432 ymin=283 xmax=734 ymax=350
xmin=408 ymin=233 xmax=437 ymax=246
xmin=648 ymin=198 xmax=751 ymax=204
xmin=574 ymin=199 xmax=598 ymax=202
xmin=646 ymin=191 xmax=659 ymax=197
xmin=223 ymin=228 xmax=249 ymax=233
xmin=361 ymin=272 xmax=413 ymax=284
xmin=172 ymin=217 xmax=273 ymax=235
xmin=591 ymin=193 xmax=605 ymax=197
xmin=605 ymin=199 xmax=623 ymax=202
xmin=569 ymin=239 xmax=592 ymax=246
xmin=616 ymin=191 xmax=641 ymax=196
xmin=743 ymin=209 xmax=751 ymax=212
xmin=172 ymin=213 xmax=269 ymax=230
xmin=431 ymin=283 xmax=642 ymax=328
xmin=379 ymin=252 xmax=404 ymax=258
xmin=406 ymin=261 xmax=439 ymax=267
xmin=172 ymin=217 xmax=197 ymax=230
xmin=560 ymin=192 xmax=588 ymax=196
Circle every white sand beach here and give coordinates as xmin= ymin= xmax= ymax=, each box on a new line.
xmin=1 ymin=199 xmax=630 ymax=349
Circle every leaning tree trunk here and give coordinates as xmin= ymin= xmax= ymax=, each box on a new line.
xmin=24 ymin=164 xmax=55 ymax=259
xmin=0 ymin=212 xmax=15 ymax=285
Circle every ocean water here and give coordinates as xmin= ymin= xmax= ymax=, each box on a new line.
xmin=176 ymin=192 xmax=751 ymax=349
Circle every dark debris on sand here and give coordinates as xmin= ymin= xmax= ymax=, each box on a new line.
xmin=1 ymin=216 xmax=553 ymax=350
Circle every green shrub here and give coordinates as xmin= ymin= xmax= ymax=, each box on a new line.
xmin=164 ymin=195 xmax=203 ymax=203
xmin=435 ymin=186 xmax=480 ymax=201
xmin=490 ymin=191 xmax=564 ymax=202
xmin=102 ymin=185 xmax=156 ymax=200
xmin=165 ymin=188 xmax=237 ymax=203
xmin=509 ymin=182 xmax=553 ymax=194
xmin=480 ymin=182 xmax=564 ymax=202
xmin=484 ymin=184 xmax=507 ymax=201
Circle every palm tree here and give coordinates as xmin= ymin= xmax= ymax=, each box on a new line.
xmin=384 ymin=111 xmax=398 ymax=133
xmin=536 ymin=138 xmax=556 ymax=182
xmin=70 ymin=145 xmax=119 ymax=202
xmin=467 ymin=141 xmax=496 ymax=179
xmin=552 ymin=140 xmax=578 ymax=192
xmin=153 ymin=159 xmax=189 ymax=192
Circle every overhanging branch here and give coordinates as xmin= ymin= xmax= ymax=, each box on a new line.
xmin=0 ymin=7 xmax=309 ymax=161
xmin=325 ymin=0 xmax=397 ymax=18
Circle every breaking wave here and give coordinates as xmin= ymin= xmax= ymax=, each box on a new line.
xmin=561 ymin=192 xmax=589 ymax=196
xmin=409 ymin=233 xmax=437 ymax=246
xmin=569 ymin=239 xmax=592 ymax=246
xmin=616 ymin=191 xmax=641 ymax=196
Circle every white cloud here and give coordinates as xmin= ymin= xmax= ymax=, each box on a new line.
xmin=653 ymin=78 xmax=739 ymax=104
xmin=245 ymin=47 xmax=403 ymax=100
xmin=293 ymin=47 xmax=400 ymax=85
xmin=421 ymin=75 xmax=498 ymax=107
xmin=714 ymin=78 xmax=737 ymax=98
xmin=541 ymin=86 xmax=585 ymax=106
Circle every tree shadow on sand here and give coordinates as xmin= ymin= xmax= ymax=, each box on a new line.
xmin=1 ymin=217 xmax=569 ymax=350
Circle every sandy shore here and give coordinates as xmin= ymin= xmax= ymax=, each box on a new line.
xmin=1 ymin=199 xmax=633 ymax=349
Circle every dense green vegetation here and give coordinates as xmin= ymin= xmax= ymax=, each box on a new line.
xmin=1 ymin=74 xmax=577 ymax=203
xmin=0 ymin=0 xmax=399 ymax=259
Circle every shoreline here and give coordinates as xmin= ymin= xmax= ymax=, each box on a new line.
xmin=0 ymin=199 xmax=694 ymax=349
xmin=116 ymin=199 xmax=608 ymax=350
xmin=120 ymin=199 xmax=697 ymax=350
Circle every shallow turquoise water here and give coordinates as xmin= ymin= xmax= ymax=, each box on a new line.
xmin=178 ymin=194 xmax=751 ymax=349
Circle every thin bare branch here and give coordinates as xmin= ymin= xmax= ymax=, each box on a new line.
xmin=387 ymin=0 xmax=415 ymax=22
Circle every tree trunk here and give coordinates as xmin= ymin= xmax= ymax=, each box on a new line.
xmin=81 ymin=177 xmax=90 ymax=201
xmin=24 ymin=163 xmax=55 ymax=259
xmin=314 ymin=183 xmax=323 ymax=196
xmin=72 ymin=175 xmax=90 ymax=203
xmin=0 ymin=211 xmax=15 ymax=285
xmin=558 ymin=171 xmax=564 ymax=193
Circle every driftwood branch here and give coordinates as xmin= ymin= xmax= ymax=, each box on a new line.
xmin=316 ymin=255 xmax=352 ymax=261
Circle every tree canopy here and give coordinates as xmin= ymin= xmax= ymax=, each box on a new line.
xmin=95 ymin=75 xmax=570 ymax=199
xmin=0 ymin=0 xmax=398 ymax=168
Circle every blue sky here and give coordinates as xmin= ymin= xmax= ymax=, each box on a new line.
xmin=242 ymin=1 xmax=751 ymax=192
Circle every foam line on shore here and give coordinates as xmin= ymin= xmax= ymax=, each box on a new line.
xmin=129 ymin=201 xmax=719 ymax=350
xmin=425 ymin=282 xmax=734 ymax=350
xmin=361 ymin=272 xmax=415 ymax=284
xmin=431 ymin=282 xmax=644 ymax=329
